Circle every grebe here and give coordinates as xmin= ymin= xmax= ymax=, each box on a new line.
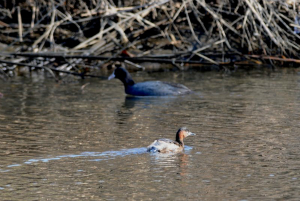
xmin=147 ymin=127 xmax=195 ymax=153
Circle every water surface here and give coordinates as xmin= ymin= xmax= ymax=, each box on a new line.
xmin=1 ymin=69 xmax=300 ymax=200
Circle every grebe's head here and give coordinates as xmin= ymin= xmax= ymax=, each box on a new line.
xmin=176 ymin=127 xmax=195 ymax=144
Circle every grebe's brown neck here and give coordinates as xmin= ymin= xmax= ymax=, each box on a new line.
xmin=175 ymin=127 xmax=196 ymax=147
xmin=176 ymin=130 xmax=185 ymax=147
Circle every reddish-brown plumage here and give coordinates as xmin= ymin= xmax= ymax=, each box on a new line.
xmin=146 ymin=127 xmax=196 ymax=153
xmin=176 ymin=130 xmax=185 ymax=146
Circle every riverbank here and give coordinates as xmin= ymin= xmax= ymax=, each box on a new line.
xmin=0 ymin=0 xmax=300 ymax=80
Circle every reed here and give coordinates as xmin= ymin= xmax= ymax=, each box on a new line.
xmin=0 ymin=0 xmax=299 ymax=79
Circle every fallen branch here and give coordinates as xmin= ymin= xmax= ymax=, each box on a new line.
xmin=247 ymin=55 xmax=300 ymax=64
xmin=0 ymin=59 xmax=106 ymax=79
xmin=11 ymin=52 xmax=221 ymax=65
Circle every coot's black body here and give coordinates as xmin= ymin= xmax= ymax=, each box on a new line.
xmin=108 ymin=67 xmax=192 ymax=96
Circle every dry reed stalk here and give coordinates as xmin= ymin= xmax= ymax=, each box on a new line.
xmin=31 ymin=5 xmax=36 ymax=28
xmin=73 ymin=0 xmax=169 ymax=50
xmin=17 ymin=6 xmax=23 ymax=42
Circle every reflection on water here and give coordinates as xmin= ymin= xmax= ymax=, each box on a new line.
xmin=124 ymin=95 xmax=175 ymax=108
xmin=1 ymin=69 xmax=300 ymax=200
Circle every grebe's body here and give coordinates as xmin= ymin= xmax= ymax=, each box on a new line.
xmin=147 ymin=127 xmax=195 ymax=153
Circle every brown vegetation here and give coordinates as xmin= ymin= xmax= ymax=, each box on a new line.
xmin=0 ymin=0 xmax=300 ymax=79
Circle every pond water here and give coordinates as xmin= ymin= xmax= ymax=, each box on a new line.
xmin=0 ymin=68 xmax=300 ymax=200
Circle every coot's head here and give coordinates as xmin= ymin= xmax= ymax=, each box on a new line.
xmin=108 ymin=67 xmax=135 ymax=86
xmin=176 ymin=127 xmax=196 ymax=145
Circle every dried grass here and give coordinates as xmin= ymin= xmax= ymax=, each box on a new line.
xmin=0 ymin=0 xmax=300 ymax=78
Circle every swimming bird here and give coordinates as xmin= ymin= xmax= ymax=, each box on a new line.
xmin=147 ymin=127 xmax=195 ymax=153
xmin=108 ymin=67 xmax=192 ymax=96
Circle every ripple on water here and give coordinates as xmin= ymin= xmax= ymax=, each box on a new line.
xmin=1 ymin=69 xmax=300 ymax=200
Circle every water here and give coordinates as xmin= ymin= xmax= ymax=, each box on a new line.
xmin=1 ymin=68 xmax=300 ymax=200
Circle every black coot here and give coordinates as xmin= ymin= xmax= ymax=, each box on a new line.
xmin=108 ymin=67 xmax=192 ymax=96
